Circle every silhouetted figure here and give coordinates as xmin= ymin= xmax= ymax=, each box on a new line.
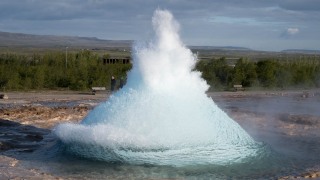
xmin=119 ymin=76 xmax=125 ymax=89
xmin=111 ymin=76 xmax=116 ymax=92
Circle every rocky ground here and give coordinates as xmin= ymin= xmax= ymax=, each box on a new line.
xmin=0 ymin=90 xmax=319 ymax=179
xmin=0 ymin=91 xmax=107 ymax=179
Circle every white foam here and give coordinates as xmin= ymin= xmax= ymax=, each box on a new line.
xmin=54 ymin=9 xmax=261 ymax=166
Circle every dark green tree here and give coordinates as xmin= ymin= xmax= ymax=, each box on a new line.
xmin=232 ymin=58 xmax=257 ymax=87
xmin=256 ymin=60 xmax=278 ymax=88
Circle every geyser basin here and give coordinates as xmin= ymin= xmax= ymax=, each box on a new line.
xmin=54 ymin=9 xmax=264 ymax=166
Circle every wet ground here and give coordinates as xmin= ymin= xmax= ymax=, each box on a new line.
xmin=211 ymin=90 xmax=320 ymax=179
xmin=0 ymin=90 xmax=320 ymax=179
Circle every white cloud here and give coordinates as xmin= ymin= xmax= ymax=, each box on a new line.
xmin=280 ymin=27 xmax=300 ymax=38
xmin=287 ymin=27 xmax=299 ymax=35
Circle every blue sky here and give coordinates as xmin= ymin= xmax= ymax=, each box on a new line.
xmin=0 ymin=0 xmax=319 ymax=51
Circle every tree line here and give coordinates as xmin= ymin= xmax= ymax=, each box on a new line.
xmin=0 ymin=51 xmax=319 ymax=91
xmin=195 ymin=57 xmax=320 ymax=91
xmin=0 ymin=50 xmax=131 ymax=91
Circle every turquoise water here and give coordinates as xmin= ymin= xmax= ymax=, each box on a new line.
xmin=26 ymin=136 xmax=319 ymax=179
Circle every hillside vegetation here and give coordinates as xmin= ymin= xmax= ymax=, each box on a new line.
xmin=196 ymin=57 xmax=320 ymax=91
xmin=0 ymin=50 xmax=131 ymax=91
xmin=0 ymin=50 xmax=319 ymax=91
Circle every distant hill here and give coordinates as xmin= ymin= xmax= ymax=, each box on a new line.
xmin=0 ymin=31 xmax=132 ymax=49
xmin=1 ymin=31 xmax=319 ymax=55
xmin=189 ymin=46 xmax=251 ymax=51
xmin=281 ymin=49 xmax=320 ymax=54
xmin=0 ymin=31 xmax=253 ymax=51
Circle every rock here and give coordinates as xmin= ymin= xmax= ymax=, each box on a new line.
xmin=0 ymin=141 xmax=12 ymax=151
xmin=0 ymin=94 xmax=8 ymax=99
xmin=25 ymin=134 xmax=43 ymax=141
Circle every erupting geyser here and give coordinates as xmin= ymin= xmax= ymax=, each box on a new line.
xmin=54 ymin=9 xmax=262 ymax=166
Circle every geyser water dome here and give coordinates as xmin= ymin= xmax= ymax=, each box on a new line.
xmin=54 ymin=9 xmax=263 ymax=166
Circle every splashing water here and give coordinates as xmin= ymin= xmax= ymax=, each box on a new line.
xmin=54 ymin=9 xmax=262 ymax=166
